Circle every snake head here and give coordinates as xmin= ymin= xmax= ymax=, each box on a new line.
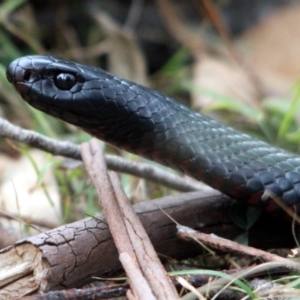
xmin=6 ymin=55 xmax=128 ymax=127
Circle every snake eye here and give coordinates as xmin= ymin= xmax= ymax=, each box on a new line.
xmin=55 ymin=73 xmax=76 ymax=90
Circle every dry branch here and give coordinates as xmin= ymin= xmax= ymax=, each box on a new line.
xmin=0 ymin=187 xmax=296 ymax=299
xmin=81 ymin=140 xmax=170 ymax=299
xmin=81 ymin=140 xmax=180 ymax=298
xmin=0 ymin=117 xmax=201 ymax=192
xmin=0 ymin=190 xmax=235 ymax=299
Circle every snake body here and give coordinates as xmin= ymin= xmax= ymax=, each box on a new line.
xmin=6 ymin=55 xmax=300 ymax=215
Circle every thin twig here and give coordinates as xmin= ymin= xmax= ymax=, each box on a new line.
xmin=0 ymin=117 xmax=202 ymax=192
xmin=0 ymin=210 xmax=57 ymax=232
xmin=110 ymin=171 xmax=178 ymax=299
xmin=178 ymin=226 xmax=289 ymax=263
xmin=120 ymin=253 xmax=156 ymax=300
xmin=14 ymin=284 xmax=129 ymax=300
xmin=81 ymin=140 xmax=157 ymax=299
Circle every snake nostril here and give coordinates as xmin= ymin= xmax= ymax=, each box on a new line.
xmin=24 ymin=70 xmax=32 ymax=81
xmin=24 ymin=70 xmax=40 ymax=83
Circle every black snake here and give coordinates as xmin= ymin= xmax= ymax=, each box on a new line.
xmin=6 ymin=55 xmax=300 ymax=217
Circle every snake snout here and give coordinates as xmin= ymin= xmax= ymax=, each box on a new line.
xmin=6 ymin=58 xmax=19 ymax=84
xmin=6 ymin=58 xmax=35 ymax=95
xmin=7 ymin=56 xmax=50 ymax=86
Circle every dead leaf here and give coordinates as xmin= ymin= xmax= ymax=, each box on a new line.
xmin=241 ymin=3 xmax=300 ymax=95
